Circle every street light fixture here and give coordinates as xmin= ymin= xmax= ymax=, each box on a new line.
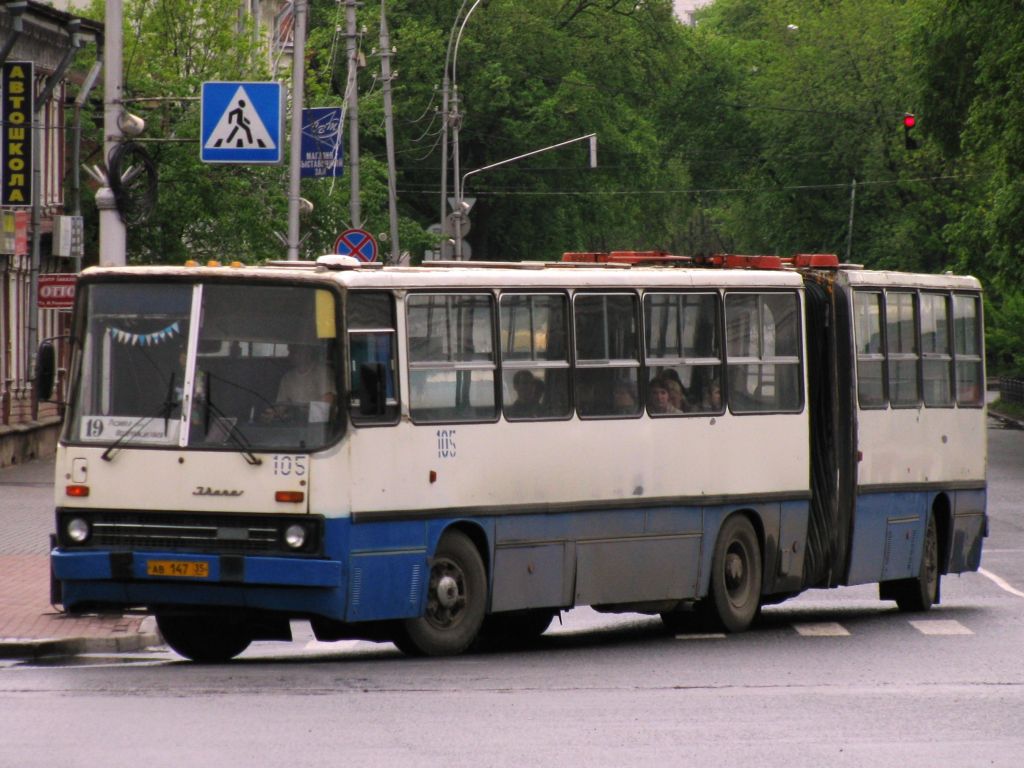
xmin=456 ymin=133 xmax=598 ymax=260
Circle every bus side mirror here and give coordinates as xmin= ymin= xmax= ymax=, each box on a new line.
xmin=358 ymin=362 xmax=387 ymax=417
xmin=36 ymin=341 xmax=57 ymax=401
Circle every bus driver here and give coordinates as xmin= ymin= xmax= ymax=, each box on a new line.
xmin=263 ymin=345 xmax=336 ymax=422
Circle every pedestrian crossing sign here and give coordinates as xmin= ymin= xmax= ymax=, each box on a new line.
xmin=201 ymin=81 xmax=284 ymax=164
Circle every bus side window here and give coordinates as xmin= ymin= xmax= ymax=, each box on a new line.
xmin=407 ymin=293 xmax=497 ymax=423
xmin=921 ymin=292 xmax=954 ymax=407
xmin=953 ymin=293 xmax=984 ymax=406
xmin=724 ymin=292 xmax=803 ymax=414
xmin=573 ymin=293 xmax=641 ymax=418
xmin=643 ymin=292 xmax=722 ymax=415
xmin=886 ymin=291 xmax=920 ymax=407
xmin=499 ymin=293 xmax=571 ymax=421
xmin=348 ymin=292 xmax=399 ymax=425
xmin=853 ymin=290 xmax=886 ymax=408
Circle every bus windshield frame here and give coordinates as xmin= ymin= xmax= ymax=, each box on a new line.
xmin=65 ymin=278 xmax=345 ymax=454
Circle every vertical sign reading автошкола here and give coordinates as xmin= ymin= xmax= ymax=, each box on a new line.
xmin=2 ymin=62 xmax=33 ymax=207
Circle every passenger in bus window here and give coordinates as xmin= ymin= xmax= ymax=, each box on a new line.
xmin=658 ymin=371 xmax=688 ymax=412
xmin=612 ymin=380 xmax=639 ymax=415
xmin=507 ymin=370 xmax=544 ymax=418
xmin=703 ymin=379 xmax=723 ymax=411
xmin=648 ymin=377 xmax=681 ymax=414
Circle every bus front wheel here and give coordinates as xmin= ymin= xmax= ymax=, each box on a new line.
xmin=704 ymin=515 xmax=762 ymax=633
xmin=400 ymin=530 xmax=486 ymax=656
xmin=156 ymin=613 xmax=252 ymax=663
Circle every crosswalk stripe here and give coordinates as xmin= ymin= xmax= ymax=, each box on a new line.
xmin=793 ymin=622 xmax=850 ymax=637
xmin=909 ymin=619 xmax=973 ymax=635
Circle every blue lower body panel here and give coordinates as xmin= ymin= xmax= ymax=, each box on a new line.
xmin=52 ymin=516 xmax=435 ymax=623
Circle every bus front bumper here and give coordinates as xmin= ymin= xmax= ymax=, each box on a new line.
xmin=52 ymin=549 xmax=345 ymax=617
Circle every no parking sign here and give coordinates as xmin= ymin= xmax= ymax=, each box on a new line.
xmin=334 ymin=228 xmax=378 ymax=263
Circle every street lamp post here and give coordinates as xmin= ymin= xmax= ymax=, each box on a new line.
xmin=450 ymin=0 xmax=484 ymax=260
xmin=437 ymin=0 xmax=484 ymax=260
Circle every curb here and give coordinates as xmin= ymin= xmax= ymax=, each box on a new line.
xmin=988 ymin=407 xmax=1024 ymax=430
xmin=0 ymin=617 xmax=163 ymax=660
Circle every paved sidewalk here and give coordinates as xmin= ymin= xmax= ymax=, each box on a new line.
xmin=0 ymin=457 xmax=160 ymax=659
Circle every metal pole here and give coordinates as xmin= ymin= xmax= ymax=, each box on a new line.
xmin=451 ymin=85 xmax=463 ymax=260
xmin=439 ymin=1 xmax=469 ymax=244
xmin=286 ymin=0 xmax=307 ymax=260
xmin=100 ymin=0 xmax=126 ymax=267
xmin=846 ymin=177 xmax=856 ymax=261
xmin=379 ymin=2 xmax=400 ymax=264
xmin=451 ymin=0 xmax=484 ymax=261
xmin=72 ymin=59 xmax=103 ymax=274
xmin=345 ymin=0 xmax=361 ymax=228
xmin=439 ymin=72 xmax=450 ymax=241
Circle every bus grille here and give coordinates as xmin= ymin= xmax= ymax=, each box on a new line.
xmin=56 ymin=510 xmax=323 ymax=556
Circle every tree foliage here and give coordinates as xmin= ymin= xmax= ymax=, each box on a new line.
xmin=72 ymin=0 xmax=1024 ymax=372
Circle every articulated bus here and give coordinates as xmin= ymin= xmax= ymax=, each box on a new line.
xmin=42 ymin=253 xmax=988 ymax=661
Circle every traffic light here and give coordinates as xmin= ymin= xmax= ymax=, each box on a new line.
xmin=903 ymin=113 xmax=919 ymax=150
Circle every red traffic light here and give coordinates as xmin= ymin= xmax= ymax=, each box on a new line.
xmin=903 ymin=113 xmax=917 ymax=129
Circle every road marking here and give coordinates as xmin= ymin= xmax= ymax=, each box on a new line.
xmin=793 ymin=622 xmax=850 ymax=637
xmin=978 ymin=567 xmax=1024 ymax=598
xmin=909 ymin=619 xmax=973 ymax=636
xmin=674 ymin=633 xmax=727 ymax=640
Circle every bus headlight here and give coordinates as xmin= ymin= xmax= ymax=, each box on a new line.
xmin=67 ymin=517 xmax=90 ymax=544
xmin=284 ymin=524 xmax=307 ymax=549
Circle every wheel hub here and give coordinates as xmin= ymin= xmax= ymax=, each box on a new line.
xmin=725 ymin=551 xmax=745 ymax=589
xmin=436 ymin=574 xmax=460 ymax=608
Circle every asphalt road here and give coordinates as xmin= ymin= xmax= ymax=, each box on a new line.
xmin=1 ymin=420 xmax=1021 ymax=767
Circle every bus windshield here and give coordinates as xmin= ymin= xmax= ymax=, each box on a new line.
xmin=67 ymin=280 xmax=343 ymax=452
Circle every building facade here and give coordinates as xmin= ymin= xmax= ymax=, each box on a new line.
xmin=0 ymin=2 xmax=101 ymax=466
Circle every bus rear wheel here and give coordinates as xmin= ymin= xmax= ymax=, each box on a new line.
xmin=704 ymin=515 xmax=762 ymax=633
xmin=885 ymin=515 xmax=940 ymax=612
xmin=156 ymin=613 xmax=252 ymax=663
xmin=399 ymin=530 xmax=486 ymax=657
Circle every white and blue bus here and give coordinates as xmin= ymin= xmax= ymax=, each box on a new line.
xmin=42 ymin=253 xmax=987 ymax=661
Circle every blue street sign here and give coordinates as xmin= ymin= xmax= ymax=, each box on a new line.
xmin=334 ymin=228 xmax=378 ymax=263
xmin=201 ymin=82 xmax=284 ymax=164
xmin=301 ymin=107 xmax=344 ymax=178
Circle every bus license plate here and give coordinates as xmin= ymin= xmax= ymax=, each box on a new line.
xmin=146 ymin=560 xmax=210 ymax=578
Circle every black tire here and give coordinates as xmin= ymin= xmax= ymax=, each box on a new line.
xmin=156 ymin=613 xmax=252 ymax=663
xmin=477 ymin=609 xmax=556 ymax=650
xmin=400 ymin=530 xmax=487 ymax=657
xmin=704 ymin=515 xmax=762 ymax=633
xmin=888 ymin=515 xmax=940 ymax=612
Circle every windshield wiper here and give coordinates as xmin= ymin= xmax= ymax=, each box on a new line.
xmin=101 ymin=373 xmax=179 ymax=462
xmin=202 ymin=394 xmax=263 ymax=466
